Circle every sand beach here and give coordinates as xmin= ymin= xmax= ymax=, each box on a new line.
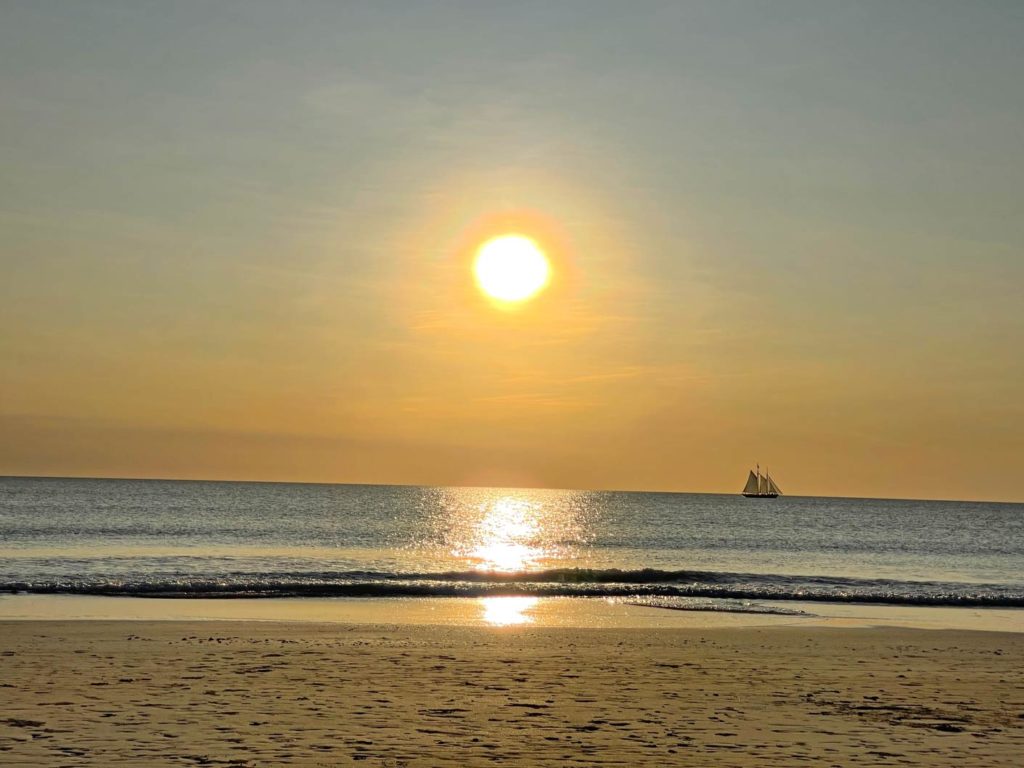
xmin=1 ymin=617 xmax=1022 ymax=767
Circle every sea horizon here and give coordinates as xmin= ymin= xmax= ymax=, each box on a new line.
xmin=4 ymin=473 xmax=1022 ymax=507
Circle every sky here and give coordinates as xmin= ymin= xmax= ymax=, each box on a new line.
xmin=2 ymin=1 xmax=1023 ymax=501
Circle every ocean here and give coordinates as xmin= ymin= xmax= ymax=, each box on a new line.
xmin=1 ymin=477 xmax=1022 ymax=610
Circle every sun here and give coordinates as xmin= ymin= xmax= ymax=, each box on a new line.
xmin=473 ymin=235 xmax=550 ymax=303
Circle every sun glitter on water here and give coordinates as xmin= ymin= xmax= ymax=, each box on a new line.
xmin=473 ymin=234 xmax=550 ymax=303
xmin=464 ymin=497 xmax=544 ymax=572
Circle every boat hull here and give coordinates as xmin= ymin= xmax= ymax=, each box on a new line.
xmin=742 ymin=493 xmax=778 ymax=498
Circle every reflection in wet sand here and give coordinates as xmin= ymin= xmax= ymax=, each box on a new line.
xmin=480 ymin=596 xmax=539 ymax=626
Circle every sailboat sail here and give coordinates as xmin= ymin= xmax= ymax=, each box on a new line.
xmin=741 ymin=465 xmax=782 ymax=497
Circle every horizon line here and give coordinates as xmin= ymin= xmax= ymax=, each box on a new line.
xmin=2 ymin=473 xmax=1020 ymax=507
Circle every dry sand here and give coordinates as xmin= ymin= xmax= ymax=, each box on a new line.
xmin=1 ymin=620 xmax=1022 ymax=766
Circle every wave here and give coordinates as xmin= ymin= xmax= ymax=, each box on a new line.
xmin=621 ymin=597 xmax=811 ymax=616
xmin=1 ymin=567 xmax=1022 ymax=607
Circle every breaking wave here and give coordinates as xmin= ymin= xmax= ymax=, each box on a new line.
xmin=2 ymin=567 xmax=1021 ymax=607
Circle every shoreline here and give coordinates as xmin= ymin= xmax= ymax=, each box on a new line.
xmin=2 ymin=620 xmax=1022 ymax=766
xmin=1 ymin=593 xmax=1022 ymax=633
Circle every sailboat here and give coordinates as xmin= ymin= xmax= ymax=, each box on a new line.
xmin=742 ymin=464 xmax=782 ymax=498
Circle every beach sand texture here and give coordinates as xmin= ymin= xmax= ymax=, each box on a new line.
xmin=1 ymin=621 xmax=1022 ymax=766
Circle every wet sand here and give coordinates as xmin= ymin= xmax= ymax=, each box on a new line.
xmin=1 ymin=620 xmax=1022 ymax=766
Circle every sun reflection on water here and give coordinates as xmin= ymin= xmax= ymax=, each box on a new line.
xmin=480 ymin=596 xmax=539 ymax=626
xmin=463 ymin=497 xmax=544 ymax=571
xmin=421 ymin=487 xmax=597 ymax=575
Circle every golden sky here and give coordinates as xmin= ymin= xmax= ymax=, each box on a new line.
xmin=2 ymin=2 xmax=1022 ymax=501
